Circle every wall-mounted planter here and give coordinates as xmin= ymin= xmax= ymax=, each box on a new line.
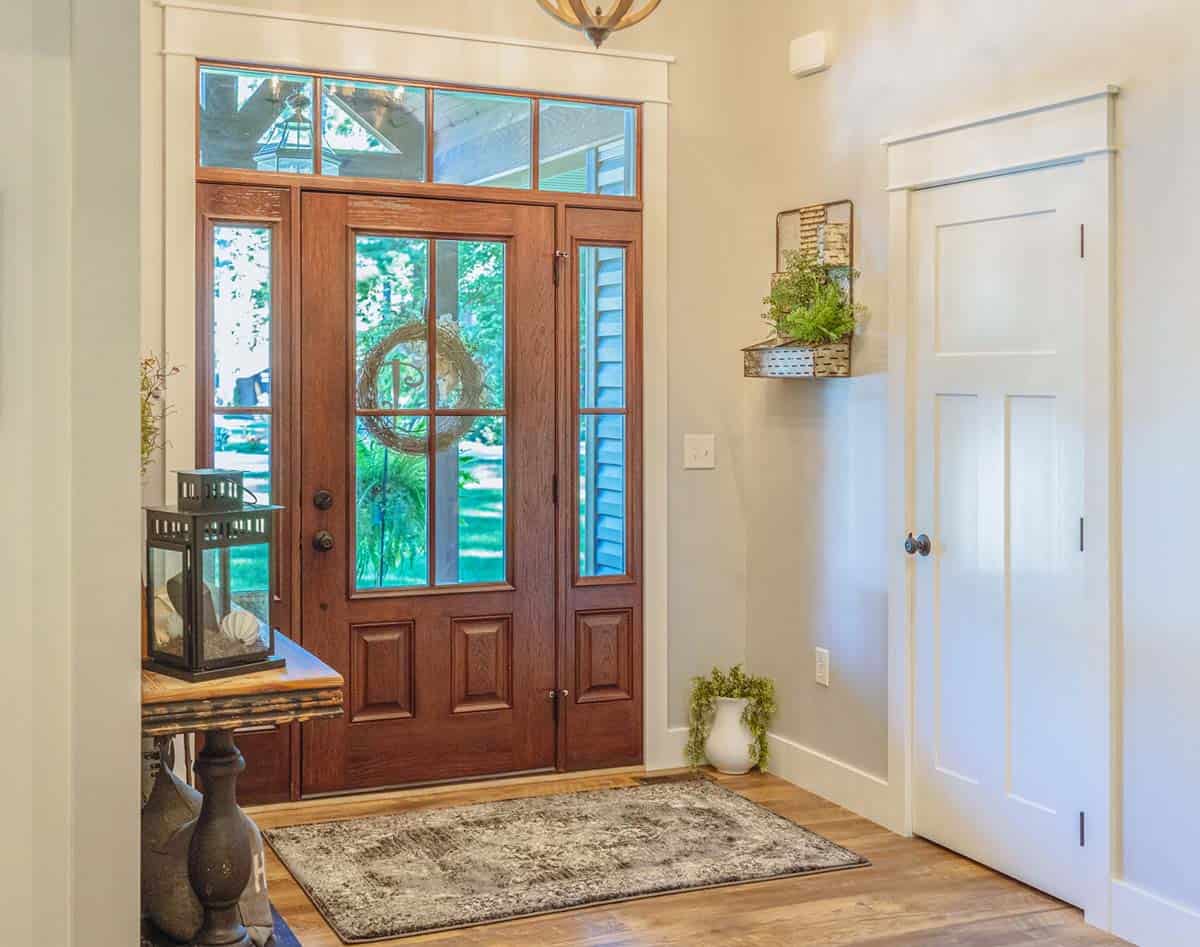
xmin=743 ymin=336 xmax=851 ymax=378
xmin=745 ymin=198 xmax=855 ymax=379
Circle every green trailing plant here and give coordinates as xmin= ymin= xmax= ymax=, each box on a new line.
xmin=140 ymin=354 xmax=180 ymax=477
xmin=685 ymin=665 xmax=777 ymax=770
xmin=762 ymin=250 xmax=862 ymax=345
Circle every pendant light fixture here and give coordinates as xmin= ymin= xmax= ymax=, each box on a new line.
xmin=537 ymin=0 xmax=663 ymax=48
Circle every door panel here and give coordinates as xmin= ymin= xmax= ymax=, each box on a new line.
xmin=300 ymin=193 xmax=557 ymax=794
xmin=911 ymin=163 xmax=1087 ymax=906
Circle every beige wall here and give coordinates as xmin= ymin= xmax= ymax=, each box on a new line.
xmin=738 ymin=0 xmax=1200 ymax=923
xmin=148 ymin=0 xmax=754 ymax=728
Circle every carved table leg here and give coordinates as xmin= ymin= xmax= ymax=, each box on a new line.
xmin=188 ymin=730 xmax=253 ymax=947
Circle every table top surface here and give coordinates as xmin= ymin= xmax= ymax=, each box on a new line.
xmin=142 ymin=633 xmax=343 ymax=708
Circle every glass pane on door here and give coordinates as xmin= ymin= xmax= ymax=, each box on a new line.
xmin=435 ymin=239 xmax=506 ymax=410
xmin=355 ymin=417 xmax=429 ymax=590
xmin=355 ymin=235 xmax=429 ymax=411
xmin=434 ymin=416 xmax=506 ymax=586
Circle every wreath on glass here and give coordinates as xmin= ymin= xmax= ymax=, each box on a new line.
xmin=356 ymin=320 xmax=486 ymax=453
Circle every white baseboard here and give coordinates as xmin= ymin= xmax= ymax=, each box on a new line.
xmin=645 ymin=725 xmax=688 ymax=771
xmin=1111 ymin=879 xmax=1200 ymax=947
xmin=765 ymin=731 xmax=897 ymax=832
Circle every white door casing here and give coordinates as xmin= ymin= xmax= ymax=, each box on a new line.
xmin=911 ymin=161 xmax=1088 ymax=907
xmin=885 ymin=88 xmax=1117 ymax=928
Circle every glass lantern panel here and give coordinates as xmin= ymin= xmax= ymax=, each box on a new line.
xmin=200 ymin=66 xmax=315 ymax=171
xmin=149 ymin=547 xmax=187 ymax=659
xmin=201 ymin=544 xmax=271 ymax=664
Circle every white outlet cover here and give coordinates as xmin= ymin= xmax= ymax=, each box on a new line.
xmin=683 ymin=433 xmax=716 ymax=469
xmin=790 ymin=31 xmax=831 ymax=78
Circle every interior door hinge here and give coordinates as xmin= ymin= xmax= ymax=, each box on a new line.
xmin=1080 ymin=224 xmax=1085 ymax=258
xmin=553 ymin=249 xmax=569 ymax=286
xmin=1080 ymin=811 xmax=1086 ymax=847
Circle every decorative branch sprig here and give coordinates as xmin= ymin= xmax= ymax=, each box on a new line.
xmin=141 ymin=354 xmax=180 ymax=477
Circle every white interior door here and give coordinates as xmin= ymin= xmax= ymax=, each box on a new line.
xmin=910 ymin=161 xmax=1090 ymax=907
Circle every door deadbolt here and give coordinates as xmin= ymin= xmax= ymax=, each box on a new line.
xmin=904 ymin=532 xmax=932 ymax=557
xmin=313 ymin=488 xmax=334 ymax=511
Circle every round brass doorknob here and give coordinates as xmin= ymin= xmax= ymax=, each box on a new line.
xmin=312 ymin=530 xmax=335 ymax=552
xmin=904 ymin=532 xmax=932 ymax=557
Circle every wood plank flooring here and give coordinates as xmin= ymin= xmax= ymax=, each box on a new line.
xmin=250 ymin=770 xmax=1128 ymax=946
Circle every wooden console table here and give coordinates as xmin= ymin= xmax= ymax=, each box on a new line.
xmin=142 ymin=634 xmax=343 ymax=947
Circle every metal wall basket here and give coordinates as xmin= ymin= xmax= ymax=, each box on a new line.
xmin=744 ymin=199 xmax=854 ymax=379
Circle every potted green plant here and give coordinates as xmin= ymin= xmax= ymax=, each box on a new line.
xmin=743 ymin=250 xmax=863 ymax=378
xmin=686 ymin=665 xmax=777 ymax=774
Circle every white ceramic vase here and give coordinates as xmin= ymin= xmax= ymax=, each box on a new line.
xmin=704 ymin=696 xmax=755 ymax=774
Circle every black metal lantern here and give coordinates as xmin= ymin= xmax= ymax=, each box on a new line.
xmin=253 ymin=91 xmax=341 ymax=174
xmin=145 ymin=470 xmax=285 ymax=681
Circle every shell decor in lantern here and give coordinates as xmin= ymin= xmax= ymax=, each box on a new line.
xmin=537 ymin=0 xmax=663 ymax=48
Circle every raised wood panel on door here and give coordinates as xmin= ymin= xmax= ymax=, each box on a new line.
xmin=560 ymin=208 xmax=643 ymax=771
xmin=350 ymin=623 xmax=414 ymax=723
xmin=451 ymin=616 xmax=513 ymax=713
xmin=575 ymin=610 xmax=633 ymax=703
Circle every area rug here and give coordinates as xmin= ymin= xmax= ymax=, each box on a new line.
xmin=264 ymin=778 xmax=868 ymax=942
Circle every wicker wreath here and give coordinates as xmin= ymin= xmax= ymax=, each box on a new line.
xmin=357 ymin=320 xmax=486 ymax=453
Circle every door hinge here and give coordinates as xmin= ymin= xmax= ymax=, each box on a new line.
xmin=1079 ymin=517 xmax=1085 ymax=552
xmin=553 ymin=249 xmax=569 ymax=286
xmin=1079 ymin=811 xmax=1086 ymax=847
xmin=1080 ymin=224 xmax=1085 ymax=258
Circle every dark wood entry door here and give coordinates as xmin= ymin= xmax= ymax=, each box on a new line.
xmin=299 ymin=193 xmax=557 ymax=794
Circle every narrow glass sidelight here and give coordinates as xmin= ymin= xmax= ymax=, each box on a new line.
xmin=578 ymin=414 xmax=626 ymax=576
xmin=577 ymin=245 xmax=629 ymax=578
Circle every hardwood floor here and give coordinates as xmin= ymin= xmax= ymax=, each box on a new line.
xmin=250 ymin=770 xmax=1128 ymax=946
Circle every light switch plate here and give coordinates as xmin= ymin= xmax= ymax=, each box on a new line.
xmin=683 ymin=434 xmax=716 ymax=469
xmin=815 ymin=647 xmax=830 ymax=687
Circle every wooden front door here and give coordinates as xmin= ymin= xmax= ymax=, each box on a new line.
xmin=299 ymin=193 xmax=557 ymax=794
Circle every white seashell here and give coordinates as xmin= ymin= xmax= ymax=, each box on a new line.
xmin=220 ymin=607 xmax=264 ymax=647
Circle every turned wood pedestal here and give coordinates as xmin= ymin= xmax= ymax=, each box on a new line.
xmin=142 ymin=634 xmax=343 ymax=947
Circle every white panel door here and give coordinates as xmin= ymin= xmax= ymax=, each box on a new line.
xmin=910 ymin=162 xmax=1089 ymax=907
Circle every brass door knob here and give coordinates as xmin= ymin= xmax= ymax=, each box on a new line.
xmin=312 ymin=530 xmax=335 ymax=552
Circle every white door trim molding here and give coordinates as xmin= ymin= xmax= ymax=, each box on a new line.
xmin=153 ymin=2 xmax=677 ymax=772
xmin=884 ymin=87 xmax=1119 ymax=930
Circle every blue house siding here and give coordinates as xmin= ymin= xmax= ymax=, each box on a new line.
xmin=580 ymin=137 xmax=630 ymax=576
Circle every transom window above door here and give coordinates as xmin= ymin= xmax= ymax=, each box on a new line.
xmin=198 ymin=64 xmax=640 ymax=197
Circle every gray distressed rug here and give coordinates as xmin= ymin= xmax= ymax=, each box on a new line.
xmin=264 ymin=778 xmax=868 ymax=942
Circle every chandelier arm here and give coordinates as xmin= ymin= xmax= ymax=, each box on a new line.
xmin=602 ymin=0 xmax=637 ymax=28
xmin=564 ymin=0 xmax=595 ymax=27
xmin=536 ymin=0 xmax=581 ymax=27
xmin=614 ymin=0 xmax=662 ymax=29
